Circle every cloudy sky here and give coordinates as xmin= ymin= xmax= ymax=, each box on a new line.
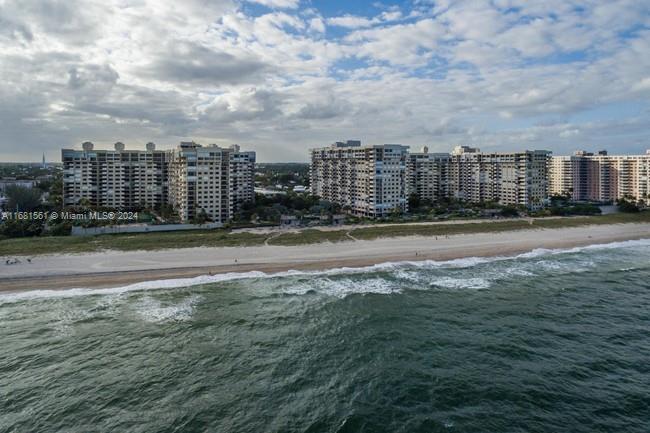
xmin=1 ymin=0 xmax=649 ymax=162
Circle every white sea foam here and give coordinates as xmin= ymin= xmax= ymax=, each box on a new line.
xmin=431 ymin=277 xmax=491 ymax=290
xmin=133 ymin=294 xmax=202 ymax=323
xmin=283 ymin=277 xmax=399 ymax=298
xmin=516 ymin=238 xmax=650 ymax=258
xmin=1 ymin=238 xmax=648 ymax=304
xmin=51 ymin=306 xmax=97 ymax=337
xmin=0 ymin=271 xmax=268 ymax=305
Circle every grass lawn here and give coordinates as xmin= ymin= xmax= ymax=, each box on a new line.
xmin=267 ymin=229 xmax=350 ymax=246
xmin=350 ymin=212 xmax=650 ymax=240
xmin=0 ymin=230 xmax=267 ymax=256
xmin=1 ymin=212 xmax=649 ymax=256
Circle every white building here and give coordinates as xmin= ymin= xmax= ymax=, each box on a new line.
xmin=448 ymin=146 xmax=550 ymax=209
xmin=168 ymin=142 xmax=230 ymax=222
xmin=0 ymin=178 xmax=36 ymax=195
xmin=310 ymin=141 xmax=409 ymax=218
xmin=62 ymin=141 xmax=168 ymax=209
xmin=62 ymin=141 xmax=255 ymax=222
xmin=406 ymin=146 xmax=450 ymax=203
xmin=229 ymin=145 xmax=256 ymax=215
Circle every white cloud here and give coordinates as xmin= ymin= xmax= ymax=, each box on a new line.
xmin=0 ymin=0 xmax=649 ymax=161
xmin=345 ymin=19 xmax=445 ymax=66
xmin=327 ymin=15 xmax=375 ymax=29
xmin=309 ymin=17 xmax=325 ymax=33
xmin=246 ymin=0 xmax=300 ymax=9
xmin=559 ymin=128 xmax=580 ymax=138
xmin=327 ymin=8 xmax=403 ymax=29
xmin=633 ymin=77 xmax=650 ymax=92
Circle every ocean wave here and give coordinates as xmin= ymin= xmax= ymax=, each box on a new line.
xmin=430 ymin=277 xmax=491 ymax=290
xmin=283 ymin=277 xmax=400 ymax=298
xmin=2 ymin=238 xmax=649 ymax=304
xmin=515 ymin=238 xmax=650 ymax=258
xmin=132 ymin=294 xmax=202 ymax=323
xmin=0 ymin=272 xmax=268 ymax=305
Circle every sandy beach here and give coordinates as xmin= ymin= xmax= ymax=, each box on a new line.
xmin=2 ymin=222 xmax=649 ymax=293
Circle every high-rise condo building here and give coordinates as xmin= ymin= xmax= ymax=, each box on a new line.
xmin=548 ymin=156 xmax=576 ymax=199
xmin=168 ymin=142 xmax=232 ymax=223
xmin=406 ymin=146 xmax=450 ymax=203
xmin=311 ymin=142 xmax=551 ymax=215
xmin=310 ymin=141 xmax=409 ymax=218
xmin=62 ymin=141 xmax=168 ymax=209
xmin=229 ymin=145 xmax=256 ymax=214
xmin=549 ymin=150 xmax=650 ymax=202
xmin=62 ymin=141 xmax=255 ymax=222
xmin=448 ymin=146 xmax=550 ymax=209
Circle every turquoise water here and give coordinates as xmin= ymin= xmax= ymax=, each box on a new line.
xmin=1 ymin=240 xmax=649 ymax=432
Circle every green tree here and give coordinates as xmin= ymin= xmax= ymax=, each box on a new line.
xmin=500 ymin=205 xmax=519 ymax=217
xmin=46 ymin=174 xmax=63 ymax=208
xmin=1 ymin=219 xmax=44 ymax=237
xmin=4 ymin=185 xmax=42 ymax=211
xmin=408 ymin=193 xmax=421 ymax=211
xmin=617 ymin=198 xmax=639 ymax=213
xmin=192 ymin=208 xmax=211 ymax=224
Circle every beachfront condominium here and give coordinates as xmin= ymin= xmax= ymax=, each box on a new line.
xmin=168 ymin=142 xmax=256 ymax=222
xmin=229 ymin=145 xmax=256 ymax=214
xmin=168 ymin=142 xmax=232 ymax=222
xmin=311 ymin=142 xmax=551 ymax=216
xmin=62 ymin=141 xmax=169 ymax=209
xmin=406 ymin=146 xmax=450 ymax=203
xmin=549 ymin=150 xmax=650 ymax=202
xmin=310 ymin=141 xmax=409 ymax=218
xmin=448 ymin=146 xmax=550 ymax=209
xmin=62 ymin=141 xmax=255 ymax=222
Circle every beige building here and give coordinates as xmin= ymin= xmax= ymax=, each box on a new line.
xmin=549 ymin=150 xmax=650 ymax=202
xmin=311 ymin=142 xmax=551 ymax=215
xmin=229 ymin=145 xmax=256 ymax=214
xmin=62 ymin=141 xmax=168 ymax=209
xmin=62 ymin=141 xmax=255 ymax=222
xmin=168 ymin=142 xmax=232 ymax=222
xmin=549 ymin=156 xmax=574 ymax=198
xmin=448 ymin=146 xmax=550 ymax=208
xmin=406 ymin=146 xmax=450 ymax=203
xmin=310 ymin=141 xmax=409 ymax=218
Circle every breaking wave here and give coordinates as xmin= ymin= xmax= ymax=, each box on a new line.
xmin=1 ymin=238 xmax=649 ymax=305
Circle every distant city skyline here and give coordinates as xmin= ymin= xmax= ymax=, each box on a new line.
xmin=1 ymin=0 xmax=649 ymax=162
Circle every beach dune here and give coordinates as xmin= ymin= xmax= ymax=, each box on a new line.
xmin=2 ymin=223 xmax=649 ymax=293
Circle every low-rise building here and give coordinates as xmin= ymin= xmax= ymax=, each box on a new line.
xmin=0 ymin=178 xmax=36 ymax=195
xmin=280 ymin=214 xmax=301 ymax=227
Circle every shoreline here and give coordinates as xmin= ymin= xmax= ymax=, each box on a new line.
xmin=2 ymin=222 xmax=649 ymax=293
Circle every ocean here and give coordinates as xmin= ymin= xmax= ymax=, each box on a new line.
xmin=1 ymin=240 xmax=649 ymax=433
